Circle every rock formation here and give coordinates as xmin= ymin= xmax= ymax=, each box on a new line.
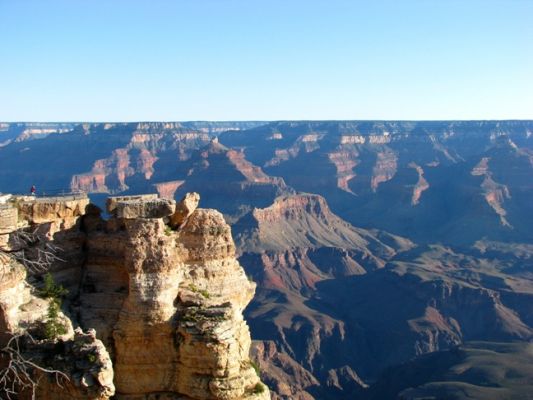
xmin=408 ymin=162 xmax=429 ymax=206
xmin=219 ymin=120 xmax=533 ymax=245
xmin=232 ymin=194 xmax=415 ymax=398
xmin=0 ymin=193 xmax=270 ymax=399
xmin=170 ymin=140 xmax=291 ymax=223
xmin=170 ymin=192 xmax=200 ymax=228
xmin=471 ymin=156 xmax=512 ymax=227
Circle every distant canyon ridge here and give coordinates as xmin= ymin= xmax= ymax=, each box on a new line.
xmin=1 ymin=120 xmax=532 ymax=399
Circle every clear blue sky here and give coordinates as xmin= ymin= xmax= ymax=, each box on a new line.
xmin=0 ymin=0 xmax=532 ymax=121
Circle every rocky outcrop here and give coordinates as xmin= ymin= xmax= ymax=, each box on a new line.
xmin=106 ymin=194 xmax=159 ymax=214
xmin=0 ymin=193 xmax=270 ymax=399
xmin=370 ymin=151 xmax=397 ymax=192
xmin=109 ymin=197 xmax=175 ymax=219
xmin=97 ymin=209 xmax=265 ymax=398
xmin=15 ymin=194 xmax=89 ymax=226
xmin=327 ymin=149 xmax=358 ymax=194
xmin=0 ymin=205 xmax=18 ymax=250
xmin=34 ymin=328 xmax=115 ymax=400
xmin=251 ymin=341 xmax=318 ymax=400
xmin=408 ymin=162 xmax=429 ymax=206
xmin=170 ymin=192 xmax=200 ymax=228
xmin=0 ymin=259 xmax=46 ymax=341
xmin=471 ymin=157 xmax=512 ymax=227
xmin=235 ymin=194 xmax=407 ymax=259
xmin=0 ymin=224 xmax=110 ymax=399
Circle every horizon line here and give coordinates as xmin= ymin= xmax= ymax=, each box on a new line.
xmin=2 ymin=118 xmax=533 ymax=124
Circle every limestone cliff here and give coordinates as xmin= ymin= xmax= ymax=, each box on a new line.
xmin=0 ymin=193 xmax=270 ymax=399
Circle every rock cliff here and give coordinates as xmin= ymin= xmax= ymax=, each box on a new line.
xmin=232 ymin=194 xmax=414 ymax=398
xmin=219 ymin=120 xmax=533 ymax=245
xmin=0 ymin=193 xmax=270 ymax=399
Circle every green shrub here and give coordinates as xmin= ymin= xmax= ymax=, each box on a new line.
xmin=188 ymin=283 xmax=198 ymax=292
xmin=39 ymin=273 xmax=68 ymax=299
xmin=44 ymin=300 xmax=67 ymax=339
xmin=189 ymin=283 xmax=210 ymax=299
xmin=252 ymin=382 xmax=266 ymax=394
xmin=38 ymin=273 xmax=69 ymax=340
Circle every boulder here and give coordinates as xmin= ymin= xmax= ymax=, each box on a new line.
xmin=106 ymin=194 xmax=158 ymax=215
xmin=170 ymin=192 xmax=200 ymax=228
xmin=35 ymin=327 xmax=115 ymax=399
xmin=114 ymin=198 xmax=176 ymax=219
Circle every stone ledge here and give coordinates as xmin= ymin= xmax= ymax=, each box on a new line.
xmin=16 ymin=196 xmax=90 ymax=224
xmin=107 ymin=194 xmax=159 ymax=214
xmin=113 ymin=198 xmax=176 ymax=219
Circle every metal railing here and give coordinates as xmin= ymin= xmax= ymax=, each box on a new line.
xmin=10 ymin=189 xmax=88 ymax=200
xmin=34 ymin=188 xmax=87 ymax=198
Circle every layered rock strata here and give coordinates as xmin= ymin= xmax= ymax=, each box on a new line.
xmin=0 ymin=193 xmax=270 ymax=399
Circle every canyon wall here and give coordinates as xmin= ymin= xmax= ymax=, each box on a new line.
xmin=1 ymin=120 xmax=533 ymax=399
xmin=0 ymin=194 xmax=270 ymax=399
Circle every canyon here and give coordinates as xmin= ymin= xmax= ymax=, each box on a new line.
xmin=1 ymin=120 xmax=532 ymax=399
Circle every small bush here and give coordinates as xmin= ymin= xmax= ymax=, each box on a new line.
xmin=189 ymin=283 xmax=210 ymax=299
xmin=252 ymin=382 xmax=266 ymax=394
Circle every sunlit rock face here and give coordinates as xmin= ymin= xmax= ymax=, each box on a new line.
xmin=0 ymin=122 xmax=263 ymax=196
xmin=219 ymin=120 xmax=533 ymax=245
xmin=0 ymin=193 xmax=270 ymax=400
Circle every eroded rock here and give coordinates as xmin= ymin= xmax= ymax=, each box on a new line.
xmin=106 ymin=194 xmax=158 ymax=215
xmin=114 ymin=198 xmax=176 ymax=219
xmin=0 ymin=193 xmax=270 ymax=399
xmin=170 ymin=192 xmax=200 ymax=228
xmin=35 ymin=328 xmax=115 ymax=400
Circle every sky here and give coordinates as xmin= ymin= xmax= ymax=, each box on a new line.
xmin=0 ymin=0 xmax=532 ymax=121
